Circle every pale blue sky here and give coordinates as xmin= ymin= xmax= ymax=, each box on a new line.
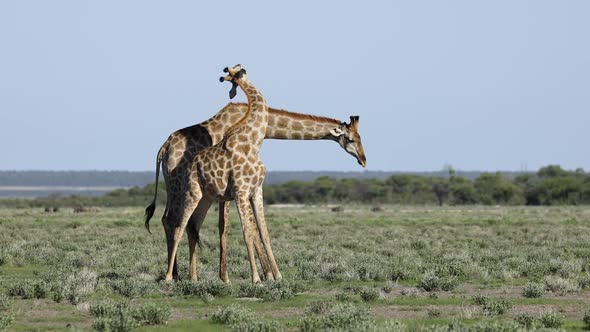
xmin=0 ymin=1 xmax=588 ymax=172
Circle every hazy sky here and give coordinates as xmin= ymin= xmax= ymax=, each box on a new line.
xmin=1 ymin=1 xmax=588 ymax=172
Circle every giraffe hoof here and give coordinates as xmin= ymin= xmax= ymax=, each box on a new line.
xmin=219 ymin=76 xmax=225 ymax=83
xmin=223 ymin=67 xmax=229 ymax=73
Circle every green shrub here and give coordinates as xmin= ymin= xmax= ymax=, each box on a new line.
xmin=7 ymin=280 xmax=35 ymax=299
xmin=0 ymin=296 xmax=12 ymax=312
xmin=50 ymin=268 xmax=98 ymax=304
xmin=418 ymin=271 xmax=457 ymax=292
xmin=539 ymin=312 xmax=564 ymax=328
xmin=578 ymin=275 xmax=590 ymax=289
xmin=90 ymin=300 xmax=117 ymax=318
xmin=472 ymin=295 xmax=512 ymax=316
xmin=92 ymin=317 xmax=111 ymax=331
xmin=107 ymin=303 xmax=140 ymax=332
xmin=111 ymin=278 xmax=154 ymax=298
xmin=543 ymin=275 xmax=580 ymax=294
xmin=229 ymin=319 xmax=282 ymax=332
xmin=211 ymin=305 xmax=255 ymax=325
xmin=306 ymin=300 xmax=335 ymax=315
xmin=132 ymin=303 xmax=171 ymax=325
xmin=515 ymin=313 xmax=536 ymax=329
xmin=471 ymin=294 xmax=489 ymax=306
xmin=0 ymin=312 xmax=14 ymax=332
xmin=522 ymin=282 xmax=544 ymax=298
xmin=427 ymin=307 xmax=442 ymax=318
xmin=236 ymin=281 xmax=303 ymax=302
xmin=583 ymin=309 xmax=590 ymax=329
xmin=359 ymin=288 xmax=380 ymax=302
xmin=335 ymin=292 xmax=353 ymax=302
xmin=301 ymin=302 xmax=372 ymax=331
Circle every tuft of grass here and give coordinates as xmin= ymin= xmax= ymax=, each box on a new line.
xmin=522 ymin=282 xmax=544 ymax=298
xmin=583 ymin=309 xmax=590 ymax=330
xmin=131 ymin=302 xmax=171 ymax=326
xmin=543 ymin=275 xmax=580 ymax=294
xmin=418 ymin=271 xmax=458 ymax=292
xmin=471 ymin=294 xmax=512 ymax=316
xmin=0 ymin=297 xmax=12 ymax=312
xmin=539 ymin=311 xmax=565 ymax=328
xmin=211 ymin=304 xmax=280 ymax=332
xmin=0 ymin=312 xmax=14 ymax=332
xmin=515 ymin=313 xmax=536 ymax=329
xmin=359 ymin=287 xmax=380 ymax=302
xmin=301 ymin=301 xmax=373 ymax=332
xmin=111 ymin=278 xmax=154 ymax=298
xmin=90 ymin=301 xmax=170 ymax=331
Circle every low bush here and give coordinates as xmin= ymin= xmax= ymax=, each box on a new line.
xmin=539 ymin=311 xmax=564 ymax=328
xmin=211 ymin=304 xmax=281 ymax=332
xmin=0 ymin=296 xmax=12 ymax=312
xmin=111 ymin=278 xmax=154 ymax=298
xmin=132 ymin=303 xmax=171 ymax=326
xmin=211 ymin=305 xmax=255 ymax=325
xmin=90 ymin=300 xmax=117 ymax=318
xmin=359 ymin=288 xmax=380 ymax=302
xmin=0 ymin=312 xmax=14 ymax=332
xmin=543 ymin=275 xmax=580 ymax=294
xmin=7 ymin=280 xmax=35 ymax=299
xmin=301 ymin=302 xmax=372 ymax=331
xmin=522 ymin=282 xmax=544 ymax=298
xmin=471 ymin=295 xmax=512 ymax=316
xmin=515 ymin=313 xmax=536 ymax=329
xmin=90 ymin=301 xmax=170 ymax=331
xmin=583 ymin=309 xmax=590 ymax=329
xmin=418 ymin=271 xmax=457 ymax=292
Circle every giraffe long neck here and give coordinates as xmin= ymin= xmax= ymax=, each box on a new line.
xmin=224 ymin=78 xmax=268 ymax=150
xmin=266 ymin=109 xmax=341 ymax=140
xmin=202 ymin=103 xmax=341 ymax=144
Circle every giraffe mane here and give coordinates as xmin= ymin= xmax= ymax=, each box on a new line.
xmin=225 ymin=102 xmax=341 ymax=125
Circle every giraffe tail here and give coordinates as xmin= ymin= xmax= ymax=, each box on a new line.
xmin=144 ymin=143 xmax=167 ymax=234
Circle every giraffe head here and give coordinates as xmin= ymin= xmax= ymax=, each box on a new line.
xmin=219 ymin=64 xmax=248 ymax=99
xmin=330 ymin=116 xmax=367 ymax=168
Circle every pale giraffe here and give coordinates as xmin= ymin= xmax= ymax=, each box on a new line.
xmin=163 ymin=64 xmax=274 ymax=282
xmin=145 ymin=93 xmax=367 ymax=283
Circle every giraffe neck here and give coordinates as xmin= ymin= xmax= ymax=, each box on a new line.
xmin=201 ymin=103 xmax=341 ymax=143
xmin=224 ymin=78 xmax=268 ymax=151
xmin=265 ymin=109 xmax=341 ymax=140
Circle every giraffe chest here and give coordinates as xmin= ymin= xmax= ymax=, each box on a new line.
xmin=194 ymin=152 xmax=266 ymax=199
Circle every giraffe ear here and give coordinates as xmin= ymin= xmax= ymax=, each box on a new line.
xmin=229 ymin=82 xmax=238 ymax=99
xmin=330 ymin=128 xmax=343 ymax=137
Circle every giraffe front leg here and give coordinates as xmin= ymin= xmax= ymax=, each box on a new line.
xmin=235 ymin=194 xmax=261 ymax=284
xmin=251 ymin=187 xmax=282 ymax=281
xmin=187 ymin=197 xmax=213 ymax=281
xmin=165 ymin=191 xmax=202 ymax=282
xmin=218 ymin=201 xmax=231 ymax=283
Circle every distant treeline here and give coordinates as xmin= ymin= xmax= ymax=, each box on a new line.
xmin=0 ymin=165 xmax=588 ymax=208
xmin=0 ymin=170 xmax=525 ymax=187
xmin=0 ymin=170 xmax=154 ymax=187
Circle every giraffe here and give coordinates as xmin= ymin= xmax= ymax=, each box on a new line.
xmin=145 ymin=90 xmax=367 ymax=283
xmin=163 ymin=64 xmax=274 ymax=282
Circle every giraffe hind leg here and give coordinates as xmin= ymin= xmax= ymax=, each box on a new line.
xmin=165 ymin=189 xmax=202 ymax=282
xmin=186 ymin=197 xmax=213 ymax=281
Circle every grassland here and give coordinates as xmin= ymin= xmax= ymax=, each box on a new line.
xmin=1 ymin=205 xmax=590 ymax=331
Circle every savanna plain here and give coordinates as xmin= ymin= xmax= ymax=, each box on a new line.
xmin=1 ymin=205 xmax=590 ymax=331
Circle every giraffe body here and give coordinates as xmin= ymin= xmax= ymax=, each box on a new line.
xmin=163 ymin=65 xmax=277 ymax=282
xmin=147 ymin=87 xmax=367 ymax=284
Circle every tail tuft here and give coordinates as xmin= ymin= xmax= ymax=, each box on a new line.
xmin=145 ymin=202 xmax=156 ymax=234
